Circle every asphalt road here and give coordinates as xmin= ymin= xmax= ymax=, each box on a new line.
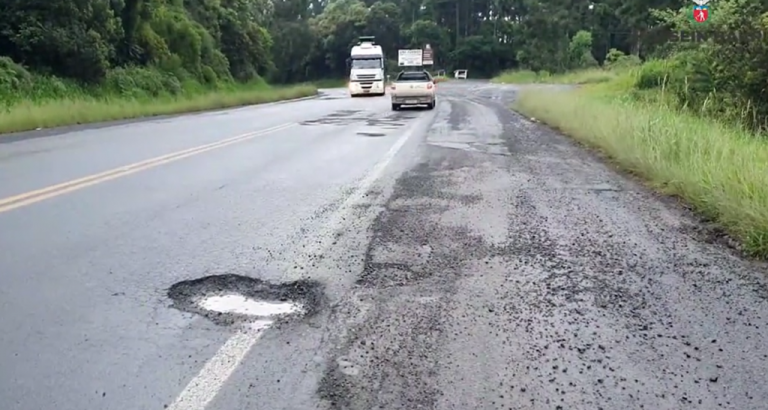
xmin=1 ymin=82 xmax=767 ymax=410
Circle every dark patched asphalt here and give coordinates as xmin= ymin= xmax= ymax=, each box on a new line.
xmin=1 ymin=83 xmax=767 ymax=410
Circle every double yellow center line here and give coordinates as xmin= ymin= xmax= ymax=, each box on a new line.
xmin=0 ymin=122 xmax=296 ymax=214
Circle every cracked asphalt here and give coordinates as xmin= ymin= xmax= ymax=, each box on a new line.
xmin=1 ymin=82 xmax=767 ymax=410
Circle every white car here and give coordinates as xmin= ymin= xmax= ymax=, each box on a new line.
xmin=454 ymin=69 xmax=468 ymax=79
xmin=389 ymin=70 xmax=436 ymax=111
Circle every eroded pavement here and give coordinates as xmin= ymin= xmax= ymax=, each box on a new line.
xmin=2 ymin=83 xmax=768 ymax=410
xmin=301 ymin=83 xmax=768 ymax=409
xmin=197 ymin=83 xmax=768 ymax=410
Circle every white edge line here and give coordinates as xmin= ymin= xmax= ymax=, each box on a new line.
xmin=288 ymin=113 xmax=424 ymax=272
xmin=166 ymin=321 xmax=272 ymax=410
xmin=165 ymin=112 xmax=431 ymax=410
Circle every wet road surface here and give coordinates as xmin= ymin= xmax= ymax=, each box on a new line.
xmin=1 ymin=83 xmax=767 ymax=410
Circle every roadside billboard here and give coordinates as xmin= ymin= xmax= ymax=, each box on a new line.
xmin=398 ymin=49 xmax=423 ymax=66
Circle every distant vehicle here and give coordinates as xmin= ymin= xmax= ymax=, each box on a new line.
xmin=454 ymin=69 xmax=468 ymax=79
xmin=390 ymin=70 xmax=436 ymax=111
xmin=347 ymin=36 xmax=386 ymax=97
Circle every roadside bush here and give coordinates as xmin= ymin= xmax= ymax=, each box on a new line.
xmin=105 ymin=67 xmax=175 ymax=98
xmin=664 ymin=49 xmax=715 ymax=110
xmin=0 ymin=57 xmax=32 ymax=106
xmin=604 ymin=49 xmax=641 ymax=69
xmin=0 ymin=57 xmax=87 ymax=106
xmin=0 ymin=56 xmax=32 ymax=88
xmin=569 ymin=31 xmax=598 ymax=69
xmin=649 ymin=0 xmax=768 ymax=131
xmin=578 ymin=52 xmax=600 ymax=68
xmin=634 ymin=59 xmax=673 ymax=90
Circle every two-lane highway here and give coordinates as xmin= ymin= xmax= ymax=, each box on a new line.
xmin=0 ymin=88 xmax=435 ymax=410
xmin=2 ymin=82 xmax=768 ymax=410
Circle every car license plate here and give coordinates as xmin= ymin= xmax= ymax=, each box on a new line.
xmin=363 ymin=89 xmax=370 ymax=93
xmin=406 ymin=99 xmax=417 ymax=104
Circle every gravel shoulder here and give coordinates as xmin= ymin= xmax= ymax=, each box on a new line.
xmin=309 ymin=82 xmax=768 ymax=409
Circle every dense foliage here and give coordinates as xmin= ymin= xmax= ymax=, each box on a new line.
xmin=637 ymin=0 xmax=768 ymax=130
xmin=1 ymin=0 xmax=767 ymax=128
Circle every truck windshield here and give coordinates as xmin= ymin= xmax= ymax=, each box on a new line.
xmin=351 ymin=58 xmax=382 ymax=69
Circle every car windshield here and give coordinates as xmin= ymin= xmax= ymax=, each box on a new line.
xmin=396 ymin=71 xmax=430 ymax=82
xmin=351 ymin=58 xmax=382 ymax=69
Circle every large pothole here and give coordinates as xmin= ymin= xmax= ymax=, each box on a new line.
xmin=167 ymin=274 xmax=325 ymax=327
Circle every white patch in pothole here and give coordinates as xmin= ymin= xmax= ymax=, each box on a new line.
xmin=199 ymin=294 xmax=303 ymax=317
xmin=246 ymin=319 xmax=274 ymax=332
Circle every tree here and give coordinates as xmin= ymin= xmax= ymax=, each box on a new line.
xmin=3 ymin=0 xmax=768 ymax=134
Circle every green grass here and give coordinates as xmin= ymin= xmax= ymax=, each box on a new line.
xmin=310 ymin=78 xmax=347 ymax=88
xmin=0 ymin=82 xmax=317 ymax=134
xmin=491 ymin=68 xmax=616 ymax=85
xmin=512 ymin=72 xmax=768 ymax=258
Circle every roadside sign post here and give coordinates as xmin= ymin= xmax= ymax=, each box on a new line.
xmin=422 ymin=44 xmax=434 ymax=66
xmin=398 ymin=49 xmax=423 ymax=67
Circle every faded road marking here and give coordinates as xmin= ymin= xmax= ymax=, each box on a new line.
xmin=163 ymin=108 xmax=435 ymax=410
xmin=0 ymin=123 xmax=296 ymax=213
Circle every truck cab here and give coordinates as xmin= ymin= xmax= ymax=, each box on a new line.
xmin=348 ymin=36 xmax=386 ymax=97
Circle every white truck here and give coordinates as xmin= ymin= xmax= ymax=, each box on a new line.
xmin=347 ymin=36 xmax=386 ymax=97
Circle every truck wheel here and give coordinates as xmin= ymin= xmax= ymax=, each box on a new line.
xmin=391 ymin=103 xmax=400 ymax=111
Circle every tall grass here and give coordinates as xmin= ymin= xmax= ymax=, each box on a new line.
xmin=513 ymin=76 xmax=768 ymax=258
xmin=491 ymin=68 xmax=616 ymax=85
xmin=0 ymin=84 xmax=317 ymax=134
xmin=0 ymin=61 xmax=318 ymax=134
xmin=310 ymin=79 xmax=347 ymax=88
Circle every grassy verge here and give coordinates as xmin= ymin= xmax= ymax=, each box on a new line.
xmin=513 ymin=73 xmax=768 ymax=258
xmin=491 ymin=68 xmax=616 ymax=85
xmin=310 ymin=79 xmax=347 ymax=88
xmin=0 ymin=82 xmax=317 ymax=134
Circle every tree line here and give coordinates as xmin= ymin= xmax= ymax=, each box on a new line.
xmin=1 ymin=0 xmax=767 ymax=128
xmin=0 ymin=0 xmax=714 ymax=84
